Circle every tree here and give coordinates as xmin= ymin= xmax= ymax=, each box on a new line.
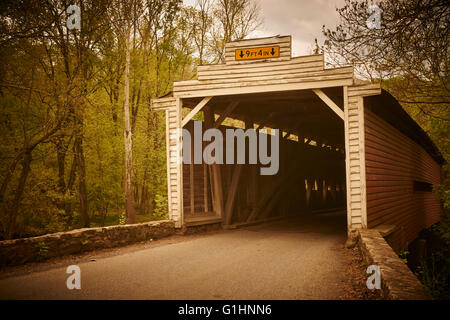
xmin=323 ymin=0 xmax=449 ymax=109
xmin=108 ymin=0 xmax=144 ymax=224
xmin=190 ymin=0 xmax=213 ymax=65
xmin=322 ymin=0 xmax=449 ymax=207
xmin=0 ymin=0 xmax=263 ymax=239
xmin=209 ymin=0 xmax=262 ymax=63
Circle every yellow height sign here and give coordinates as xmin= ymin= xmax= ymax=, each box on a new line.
xmin=235 ymin=46 xmax=280 ymax=61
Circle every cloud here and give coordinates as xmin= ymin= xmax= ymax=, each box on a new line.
xmin=183 ymin=0 xmax=347 ymax=56
xmin=252 ymin=0 xmax=346 ymax=55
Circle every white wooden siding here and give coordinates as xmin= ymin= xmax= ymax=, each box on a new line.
xmin=151 ymin=97 xmax=183 ymax=227
xmin=174 ymin=64 xmax=353 ymax=98
xmin=224 ymin=35 xmax=291 ymax=65
xmin=345 ymin=84 xmax=382 ymax=231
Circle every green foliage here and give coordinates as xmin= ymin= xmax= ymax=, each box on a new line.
xmin=415 ymin=245 xmax=450 ymax=299
xmin=153 ymin=194 xmax=169 ymax=220
xmin=399 ymin=249 xmax=409 ymax=264
xmin=35 ymin=241 xmax=49 ymax=261
xmin=119 ymin=212 xmax=126 ymax=226
xmin=436 ymin=164 xmax=450 ymax=214
xmin=412 ymin=214 xmax=450 ymax=299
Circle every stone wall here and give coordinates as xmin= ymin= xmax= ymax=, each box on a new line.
xmin=358 ymin=229 xmax=432 ymax=300
xmin=0 ymin=220 xmax=175 ymax=267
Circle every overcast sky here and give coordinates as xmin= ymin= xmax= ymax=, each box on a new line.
xmin=183 ymin=0 xmax=346 ymax=56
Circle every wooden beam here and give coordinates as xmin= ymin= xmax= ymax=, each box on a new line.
xmin=214 ymin=101 xmax=240 ymax=128
xmin=181 ymin=96 xmax=213 ymax=127
xmin=189 ymin=131 xmax=195 ymax=214
xmin=312 ymin=89 xmax=344 ymax=120
xmin=224 ymin=164 xmax=244 ymax=225
xmin=203 ymin=164 xmax=208 ymax=212
xmin=283 ymin=131 xmax=292 ymax=140
xmin=244 ymin=119 xmax=258 ymax=217
xmin=298 ymin=129 xmax=307 ymax=213
xmin=204 ymin=106 xmax=224 ymax=218
xmin=247 ymin=160 xmax=304 ymax=222
xmin=174 ymin=78 xmax=354 ymax=98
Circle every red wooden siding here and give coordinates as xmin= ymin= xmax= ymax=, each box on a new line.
xmin=364 ymin=108 xmax=442 ymax=248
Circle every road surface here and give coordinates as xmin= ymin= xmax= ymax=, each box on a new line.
xmin=0 ymin=213 xmax=351 ymax=299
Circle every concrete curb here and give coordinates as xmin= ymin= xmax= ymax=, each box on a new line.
xmin=357 ymin=229 xmax=432 ymax=300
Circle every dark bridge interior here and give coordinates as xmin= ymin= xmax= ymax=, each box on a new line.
xmin=180 ymin=87 xmax=347 ymax=227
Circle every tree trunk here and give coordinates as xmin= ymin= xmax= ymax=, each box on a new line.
xmin=124 ymin=32 xmax=136 ymax=224
xmin=74 ymin=135 xmax=89 ymax=228
xmin=6 ymin=151 xmax=32 ymax=239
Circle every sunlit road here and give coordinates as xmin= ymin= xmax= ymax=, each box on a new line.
xmin=0 ymin=214 xmax=350 ymax=299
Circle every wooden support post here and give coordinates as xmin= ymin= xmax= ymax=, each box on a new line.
xmin=298 ymin=129 xmax=306 ymax=214
xmin=203 ymin=163 xmax=208 ymax=212
xmin=208 ymin=165 xmax=216 ymax=210
xmin=280 ymin=135 xmax=288 ymax=216
xmin=224 ymin=164 xmax=243 ymax=225
xmin=190 ymin=127 xmax=195 ymax=214
xmin=317 ymin=138 xmax=324 ymax=209
xmin=306 ymin=177 xmax=312 ymax=212
xmin=204 ymin=106 xmax=224 ymax=218
xmin=323 ymin=179 xmax=328 ymax=207
xmin=244 ymin=120 xmax=257 ymax=220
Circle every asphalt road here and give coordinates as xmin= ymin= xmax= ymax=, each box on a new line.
xmin=0 ymin=213 xmax=350 ymax=299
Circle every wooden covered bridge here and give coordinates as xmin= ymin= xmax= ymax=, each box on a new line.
xmin=151 ymin=35 xmax=444 ymax=247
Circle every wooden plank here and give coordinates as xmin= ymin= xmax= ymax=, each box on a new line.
xmin=189 ymin=132 xmax=195 ymax=214
xmin=343 ymin=85 xmax=352 ymax=233
xmin=312 ymin=89 xmax=345 ymax=120
xmin=198 ymin=63 xmax=324 ymax=81
xmin=173 ymin=78 xmax=354 ymax=98
xmin=348 ymin=83 xmax=381 ymax=97
xmin=174 ymin=74 xmax=353 ymax=93
xmin=357 ymin=96 xmax=368 ymax=228
xmin=175 ymin=67 xmax=353 ymax=88
xmin=224 ymin=164 xmax=244 ymax=225
xmin=225 ymin=35 xmax=291 ymax=48
xmin=226 ymin=55 xmax=292 ymax=66
xmin=181 ymin=96 xmax=213 ymax=127
xmin=165 ymin=110 xmax=172 ymax=216
xmin=176 ymin=97 xmax=183 ymax=227
xmin=203 ymin=163 xmax=208 ymax=212
xmin=199 ymin=60 xmax=323 ymax=76
xmin=198 ymin=54 xmax=323 ymax=73
xmin=204 ymin=106 xmax=224 ymax=218
xmin=151 ymin=97 xmax=176 ymax=111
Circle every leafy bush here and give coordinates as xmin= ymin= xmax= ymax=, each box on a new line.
xmin=153 ymin=194 xmax=168 ymax=220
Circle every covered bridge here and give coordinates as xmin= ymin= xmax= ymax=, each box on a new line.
xmin=151 ymin=35 xmax=444 ymax=248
